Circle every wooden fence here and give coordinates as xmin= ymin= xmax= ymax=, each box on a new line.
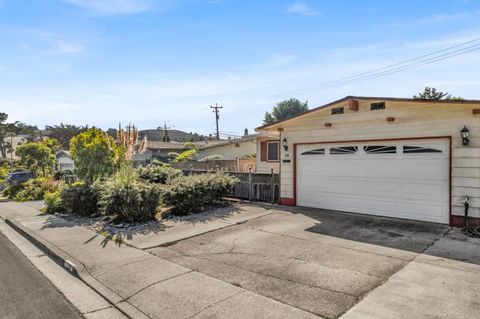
xmin=183 ymin=169 xmax=280 ymax=203
xmin=171 ymin=158 xmax=256 ymax=173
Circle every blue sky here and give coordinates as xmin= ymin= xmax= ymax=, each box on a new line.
xmin=1 ymin=0 xmax=480 ymax=136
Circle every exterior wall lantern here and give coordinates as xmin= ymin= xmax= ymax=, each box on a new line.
xmin=461 ymin=126 xmax=470 ymax=146
xmin=282 ymin=137 xmax=288 ymax=151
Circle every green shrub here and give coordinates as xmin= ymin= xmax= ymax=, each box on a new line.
xmin=172 ymin=149 xmax=197 ymax=163
xmin=0 ymin=166 xmax=8 ymax=186
xmin=137 ymin=165 xmax=182 ymax=184
xmin=4 ymin=177 xmax=62 ymax=202
xmin=61 ymin=182 xmax=98 ymax=216
xmin=3 ymin=183 xmax=24 ymax=199
xmin=95 ymin=168 xmax=162 ymax=222
xmin=44 ymin=190 xmax=63 ymax=214
xmin=163 ymin=172 xmax=238 ymax=215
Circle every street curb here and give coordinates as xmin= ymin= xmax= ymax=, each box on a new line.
xmin=5 ymin=218 xmax=150 ymax=319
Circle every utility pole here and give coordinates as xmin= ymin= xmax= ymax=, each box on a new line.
xmin=210 ymin=103 xmax=223 ymax=140
xmin=162 ymin=121 xmax=172 ymax=142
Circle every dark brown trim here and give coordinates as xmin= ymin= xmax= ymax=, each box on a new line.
xmin=348 ymin=99 xmax=359 ymax=111
xmin=450 ymin=215 xmax=480 ymax=227
xmin=293 ymin=135 xmax=452 ymax=225
xmin=260 ymin=141 xmax=267 ymax=161
xmin=266 ymin=140 xmax=280 ymax=162
xmin=473 ymin=109 xmax=480 ymax=115
xmin=449 ymin=139 xmax=453 ymax=226
xmin=256 ymin=95 xmax=480 ymax=130
xmin=280 ymin=197 xmax=296 ymax=206
xmin=278 ymin=133 xmax=282 ymax=201
xmin=293 ymin=143 xmax=297 ymax=202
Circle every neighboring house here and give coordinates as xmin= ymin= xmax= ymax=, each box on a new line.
xmin=56 ymin=150 xmax=74 ymax=172
xmin=4 ymin=135 xmax=29 ymax=160
xmin=197 ymin=136 xmax=256 ymax=160
xmin=256 ymin=131 xmax=281 ymax=173
xmin=133 ymin=141 xmax=188 ymax=165
xmin=256 ymin=96 xmax=480 ymax=226
xmin=196 ymin=136 xmax=257 ymax=172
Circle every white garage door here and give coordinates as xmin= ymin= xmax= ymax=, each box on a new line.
xmin=296 ymin=139 xmax=449 ymax=224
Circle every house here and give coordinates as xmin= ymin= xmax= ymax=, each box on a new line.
xmin=197 ymin=136 xmax=256 ymax=160
xmin=56 ymin=150 xmax=74 ymax=172
xmin=256 ymin=96 xmax=480 ymax=226
xmin=132 ymin=141 xmax=188 ymax=165
xmin=256 ymin=131 xmax=281 ymax=173
xmin=195 ymin=136 xmax=257 ymax=172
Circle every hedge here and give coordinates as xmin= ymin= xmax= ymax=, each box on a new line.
xmin=163 ymin=172 xmax=238 ymax=215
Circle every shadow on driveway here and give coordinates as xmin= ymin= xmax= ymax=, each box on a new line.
xmin=290 ymin=206 xmax=480 ymax=266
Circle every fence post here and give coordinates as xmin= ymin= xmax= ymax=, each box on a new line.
xmin=270 ymin=168 xmax=275 ymax=204
xmin=248 ymin=167 xmax=252 ymax=201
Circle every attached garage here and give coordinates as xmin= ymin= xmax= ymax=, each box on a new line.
xmin=256 ymin=96 xmax=480 ymax=226
xmin=296 ymin=139 xmax=450 ymax=223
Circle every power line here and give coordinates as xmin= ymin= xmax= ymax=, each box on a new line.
xmin=276 ymin=36 xmax=480 ymax=96
xmin=315 ymin=43 xmax=480 ymax=89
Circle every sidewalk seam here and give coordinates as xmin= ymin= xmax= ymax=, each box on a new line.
xmin=124 ymin=270 xmax=194 ymax=300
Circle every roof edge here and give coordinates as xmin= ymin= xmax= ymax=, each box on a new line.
xmin=255 ymin=95 xmax=480 ymax=131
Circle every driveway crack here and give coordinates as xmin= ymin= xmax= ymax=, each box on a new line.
xmin=124 ymin=270 xmax=193 ymax=300
xmin=167 ymin=247 xmax=359 ymax=298
xmin=189 ymin=291 xmax=244 ymax=319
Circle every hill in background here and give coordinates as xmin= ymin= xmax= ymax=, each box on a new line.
xmin=107 ymin=128 xmax=208 ymax=142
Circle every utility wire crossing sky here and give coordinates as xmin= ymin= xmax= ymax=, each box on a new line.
xmin=1 ymin=0 xmax=480 ymax=135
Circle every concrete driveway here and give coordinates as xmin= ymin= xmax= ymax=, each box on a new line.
xmin=148 ymin=206 xmax=480 ymax=319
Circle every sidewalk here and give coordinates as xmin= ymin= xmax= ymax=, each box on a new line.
xmin=0 ymin=201 xmax=317 ymax=319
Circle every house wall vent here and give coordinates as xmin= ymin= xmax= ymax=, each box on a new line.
xmin=348 ymin=99 xmax=359 ymax=111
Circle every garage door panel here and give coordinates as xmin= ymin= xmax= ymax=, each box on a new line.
xmin=297 ymin=193 xmax=448 ymax=223
xmin=298 ymin=159 xmax=448 ymax=181
xmin=297 ymin=181 xmax=446 ymax=202
xmin=296 ymin=140 xmax=450 ymax=224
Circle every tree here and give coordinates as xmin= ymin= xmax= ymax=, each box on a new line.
xmin=184 ymin=142 xmax=197 ymax=150
xmin=0 ymin=113 xmax=38 ymax=158
xmin=16 ymin=142 xmax=56 ymax=176
xmin=45 ymin=123 xmax=87 ymax=149
xmin=263 ymin=98 xmax=309 ymax=125
xmin=172 ymin=149 xmax=198 ymax=163
xmin=413 ymin=87 xmax=464 ymax=100
xmin=41 ymin=138 xmax=61 ymax=154
xmin=0 ymin=113 xmax=17 ymax=158
xmin=70 ymin=128 xmax=116 ymax=182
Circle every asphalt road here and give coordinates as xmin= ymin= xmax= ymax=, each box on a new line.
xmin=0 ymin=230 xmax=82 ymax=319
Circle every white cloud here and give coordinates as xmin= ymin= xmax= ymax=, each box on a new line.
xmin=4 ymin=29 xmax=480 ymax=134
xmin=264 ymin=54 xmax=297 ymax=68
xmin=395 ymin=11 xmax=480 ymax=27
xmin=56 ymin=41 xmax=85 ymax=54
xmin=286 ymin=1 xmax=319 ymax=16
xmin=64 ymin=0 xmax=150 ymax=15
